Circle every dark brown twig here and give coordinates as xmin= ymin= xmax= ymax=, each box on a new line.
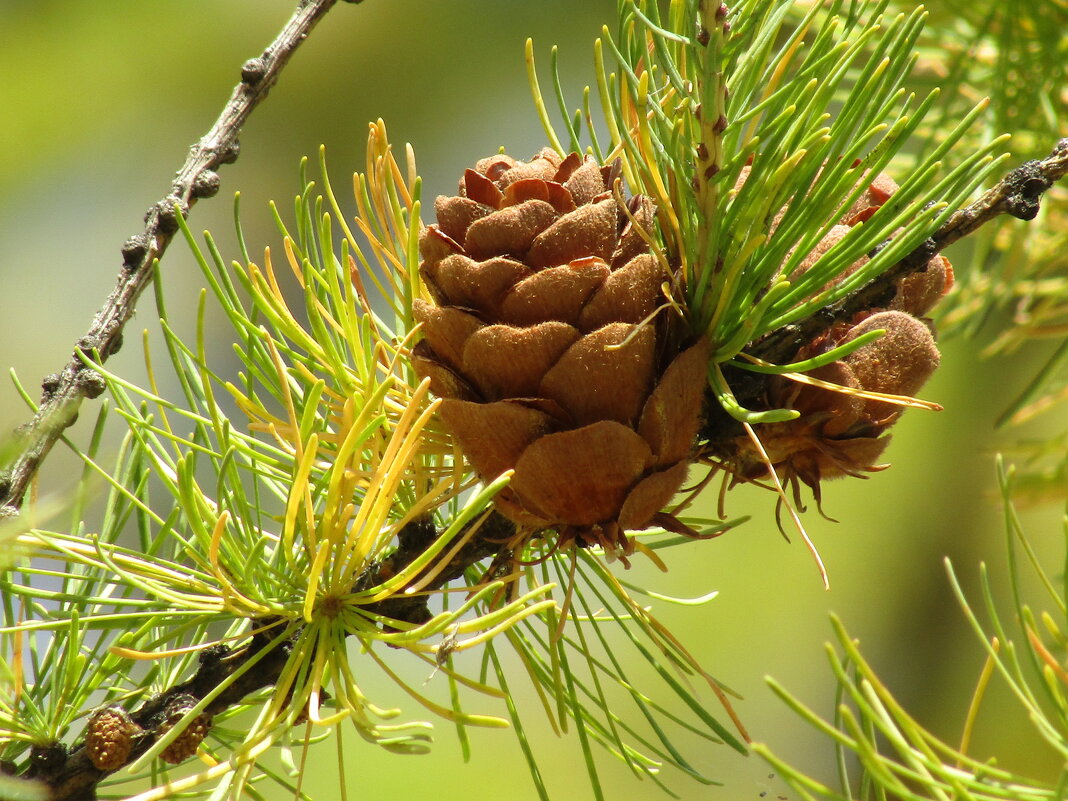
xmin=0 ymin=0 xmax=348 ymax=514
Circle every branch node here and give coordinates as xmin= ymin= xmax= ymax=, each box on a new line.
xmin=192 ymin=170 xmax=221 ymax=199
xmin=218 ymin=140 xmax=241 ymax=165
xmin=26 ymin=743 xmax=67 ymax=779
xmin=1003 ymin=159 xmax=1048 ymax=221
xmin=240 ymin=57 xmax=267 ymax=85
xmin=79 ymin=370 xmax=107 ymax=400
xmin=155 ymin=198 xmax=187 ymax=234
xmin=75 ymin=336 xmax=100 ymax=354
xmin=120 ymin=233 xmax=150 ymax=269
xmin=198 ymin=643 xmax=231 ymax=666
xmin=41 ymin=372 xmax=62 ymax=400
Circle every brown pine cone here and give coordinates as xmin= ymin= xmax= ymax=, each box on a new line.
xmin=159 ymin=710 xmax=212 ymax=765
xmin=85 ymin=707 xmax=141 ymax=771
xmin=414 ymin=149 xmax=708 ymax=556
xmin=723 ymin=171 xmax=949 ymax=501
xmin=735 ymin=309 xmax=941 ymax=499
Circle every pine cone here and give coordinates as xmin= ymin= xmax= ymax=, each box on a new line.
xmin=85 ymin=707 xmax=141 ymax=771
xmin=159 ymin=710 xmax=212 ymax=765
xmin=724 ymin=171 xmax=950 ymax=502
xmin=414 ymin=149 xmax=708 ymax=555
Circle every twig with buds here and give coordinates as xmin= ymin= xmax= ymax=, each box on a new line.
xmin=0 ymin=0 xmax=353 ymax=514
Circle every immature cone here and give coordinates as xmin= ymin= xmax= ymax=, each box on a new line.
xmin=159 ymin=710 xmax=212 ymax=765
xmin=414 ymin=149 xmax=708 ymax=555
xmin=85 ymin=707 xmax=141 ymax=771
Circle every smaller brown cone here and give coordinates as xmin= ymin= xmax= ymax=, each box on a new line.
xmin=843 ymin=310 xmax=941 ymax=422
xmin=85 ymin=707 xmax=141 ymax=771
xmin=715 ymin=163 xmax=952 ymax=512
xmin=730 ymin=306 xmax=941 ymax=494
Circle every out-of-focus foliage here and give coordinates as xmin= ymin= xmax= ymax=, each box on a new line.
xmin=760 ymin=460 xmax=1068 ymax=801
xmin=904 ymin=0 xmax=1068 ymax=502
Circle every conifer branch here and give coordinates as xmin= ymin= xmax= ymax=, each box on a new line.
xmin=19 ymin=512 xmax=511 ymax=801
xmin=0 ymin=0 xmax=351 ymax=514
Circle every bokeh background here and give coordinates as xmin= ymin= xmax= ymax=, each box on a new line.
xmin=1 ymin=2 xmax=1063 ymax=799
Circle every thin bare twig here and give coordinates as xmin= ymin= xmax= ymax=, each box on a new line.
xmin=0 ymin=0 xmax=350 ymax=514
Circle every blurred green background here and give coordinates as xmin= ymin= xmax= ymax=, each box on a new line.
xmin=1 ymin=2 xmax=1063 ymax=798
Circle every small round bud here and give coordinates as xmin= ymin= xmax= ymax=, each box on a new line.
xmin=159 ymin=712 xmax=212 ymax=764
xmin=121 ymin=233 xmax=149 ymax=268
xmin=240 ymin=57 xmax=267 ymax=85
xmin=158 ymin=695 xmax=212 ymax=765
xmin=79 ymin=369 xmax=108 ymax=400
xmin=86 ymin=707 xmax=141 ymax=771
xmin=41 ymin=372 xmax=61 ymax=399
xmin=75 ymin=335 xmax=100 ymax=354
xmin=218 ymin=140 xmax=240 ymax=165
xmin=156 ymin=198 xmax=185 ymax=234
xmin=192 ymin=170 xmax=221 ymax=199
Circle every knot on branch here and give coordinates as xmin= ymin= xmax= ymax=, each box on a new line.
xmin=241 ymin=57 xmax=268 ymax=85
xmin=26 ymin=743 xmax=68 ymax=780
xmin=41 ymin=372 xmax=62 ymax=400
xmin=78 ymin=370 xmax=107 ymax=400
xmin=120 ymin=234 xmax=149 ymax=269
xmin=151 ymin=197 xmax=188 ymax=234
xmin=217 ymin=139 xmax=241 ymax=165
xmin=192 ymin=170 xmax=221 ymax=199
xmin=1004 ymin=159 xmax=1050 ymax=221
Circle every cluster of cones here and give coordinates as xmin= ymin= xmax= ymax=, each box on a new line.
xmin=413 ymin=149 xmax=950 ymax=554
